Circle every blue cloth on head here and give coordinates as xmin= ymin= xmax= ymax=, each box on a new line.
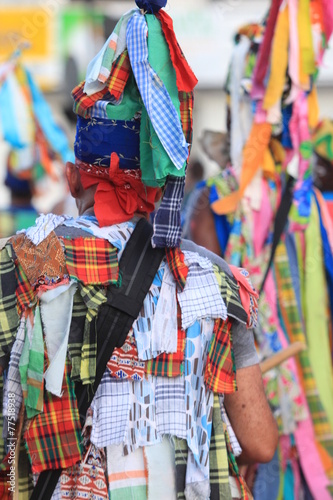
xmin=135 ymin=0 xmax=167 ymax=13
xmin=74 ymin=115 xmax=140 ymax=169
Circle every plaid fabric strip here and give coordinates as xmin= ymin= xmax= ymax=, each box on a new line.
xmin=19 ymin=306 xmax=44 ymax=419
xmin=174 ymin=437 xmax=188 ymax=500
xmin=24 ymin=359 xmax=82 ymax=473
xmin=14 ymin=260 xmax=36 ymax=315
xmin=105 ymin=49 xmax=131 ymax=100
xmin=213 ymin=264 xmax=248 ymax=324
xmin=275 ymin=240 xmax=333 ymax=457
xmin=165 ymin=247 xmax=188 ymax=291
xmin=80 ymin=285 xmax=107 ymax=385
xmin=0 ymin=246 xmax=19 ymax=368
xmin=68 ymin=284 xmax=107 ymax=385
xmin=224 ymin=425 xmax=250 ymax=500
xmin=179 ymin=91 xmax=194 ymax=146
xmin=205 ymin=318 xmax=237 ymax=394
xmin=152 ymin=176 xmax=186 ymax=248
xmin=72 ymin=51 xmax=131 ymax=118
xmin=60 ymin=237 xmax=119 ymax=285
xmin=146 ymin=304 xmax=185 ymax=377
xmin=209 ymin=394 xmax=232 ymax=500
xmin=68 ymin=289 xmax=86 ymax=381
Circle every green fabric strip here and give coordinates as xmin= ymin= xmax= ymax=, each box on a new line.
xmin=305 ymin=198 xmax=333 ymax=431
xmin=19 ymin=306 xmax=44 ymax=419
xmin=0 ymin=246 xmax=19 ymax=369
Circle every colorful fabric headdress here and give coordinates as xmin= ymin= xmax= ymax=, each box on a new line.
xmin=72 ymin=0 xmax=198 ymax=247
xmin=214 ymin=0 xmax=333 ymax=231
xmin=0 ymin=59 xmax=73 ymax=190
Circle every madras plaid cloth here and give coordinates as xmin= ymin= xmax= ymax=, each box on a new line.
xmin=68 ymin=289 xmax=86 ymax=381
xmin=275 ymin=240 xmax=333 ymax=458
xmin=225 ymin=425 xmax=250 ymax=500
xmin=209 ymin=394 xmax=232 ymax=500
xmin=0 ymin=246 xmax=19 ymax=369
xmin=24 ymin=359 xmax=83 ymax=473
xmin=179 ymin=91 xmax=194 ymax=145
xmin=14 ymin=259 xmax=36 ymax=315
xmin=146 ymin=304 xmax=185 ymax=377
xmin=213 ymin=265 xmax=248 ymax=324
xmin=72 ymin=50 xmax=131 ymax=118
xmin=60 ymin=237 xmax=119 ymax=285
xmin=0 ymin=378 xmax=5 ymax=464
xmin=68 ymin=284 xmax=107 ymax=385
xmin=174 ymin=437 xmax=188 ymax=500
xmin=165 ymin=247 xmax=189 ymax=291
xmin=205 ymin=318 xmax=237 ymax=394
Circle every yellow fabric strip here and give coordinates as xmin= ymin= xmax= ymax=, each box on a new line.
xmin=263 ymin=4 xmax=289 ymax=110
xmin=298 ymin=0 xmax=316 ymax=87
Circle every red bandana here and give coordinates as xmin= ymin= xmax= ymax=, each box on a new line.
xmin=78 ymin=153 xmax=161 ymax=226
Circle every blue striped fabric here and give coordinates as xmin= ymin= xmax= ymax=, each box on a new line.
xmin=126 ymin=11 xmax=188 ymax=172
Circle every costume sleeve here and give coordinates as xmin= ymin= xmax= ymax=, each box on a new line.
xmin=232 ymin=320 xmax=259 ymax=369
xmin=0 ymin=246 xmax=19 ymax=370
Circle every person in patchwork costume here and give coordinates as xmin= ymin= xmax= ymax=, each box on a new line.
xmin=0 ymin=1 xmax=277 ymax=499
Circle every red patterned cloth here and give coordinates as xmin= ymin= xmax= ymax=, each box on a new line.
xmin=60 ymin=445 xmax=108 ymax=500
xmin=165 ymin=248 xmax=188 ymax=292
xmin=10 ymin=232 xmax=68 ymax=291
xmin=204 ymin=318 xmax=237 ymax=394
xmin=72 ymin=51 xmax=131 ymax=118
xmin=107 ymin=328 xmax=145 ymax=381
xmin=59 ymin=236 xmax=119 ymax=286
xmin=146 ymin=304 xmax=186 ymax=377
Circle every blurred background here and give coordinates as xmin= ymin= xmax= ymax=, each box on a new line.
xmin=0 ymin=0 xmax=332 ymax=211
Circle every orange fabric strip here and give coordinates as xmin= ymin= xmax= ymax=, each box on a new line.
xmin=211 ymin=122 xmax=272 ymax=215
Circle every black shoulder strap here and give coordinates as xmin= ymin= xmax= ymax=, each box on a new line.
xmin=259 ymin=175 xmax=295 ymax=294
xmin=31 ymin=218 xmax=164 ymax=500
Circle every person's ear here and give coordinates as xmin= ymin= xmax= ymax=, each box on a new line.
xmin=66 ymin=162 xmax=82 ymax=198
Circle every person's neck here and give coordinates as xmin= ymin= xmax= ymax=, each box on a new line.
xmin=76 ymin=196 xmax=95 ymax=217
